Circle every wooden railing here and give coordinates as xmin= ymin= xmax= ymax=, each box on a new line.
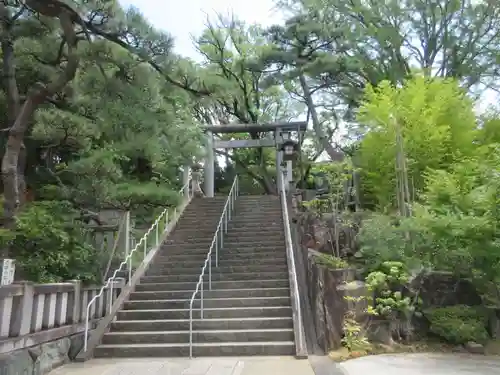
xmin=0 ymin=279 xmax=125 ymax=354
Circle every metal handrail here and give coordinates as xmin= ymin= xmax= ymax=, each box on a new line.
xmin=83 ymin=175 xmax=192 ymax=352
xmin=279 ymin=171 xmax=306 ymax=354
xmin=188 ymin=175 xmax=239 ymax=358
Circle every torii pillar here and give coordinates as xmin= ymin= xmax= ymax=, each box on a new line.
xmin=204 ymin=130 xmax=215 ymax=197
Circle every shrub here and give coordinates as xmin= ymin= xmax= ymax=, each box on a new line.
xmin=425 ymin=305 xmax=489 ymax=344
xmin=0 ymin=201 xmax=100 ymax=283
xmin=314 ymin=253 xmax=349 ymax=269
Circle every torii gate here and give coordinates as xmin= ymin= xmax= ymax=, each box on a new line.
xmin=202 ymin=121 xmax=307 ymax=197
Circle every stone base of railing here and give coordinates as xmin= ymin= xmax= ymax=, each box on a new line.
xmin=0 ymin=320 xmax=99 ymax=375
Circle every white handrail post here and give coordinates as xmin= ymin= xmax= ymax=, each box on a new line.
xmin=189 ymin=306 xmax=193 ymax=358
xmin=187 ymin=175 xmax=238 ymax=357
xmin=84 ymin=308 xmax=89 ymax=352
xmin=215 ymin=233 xmax=219 ymax=268
xmin=280 ymin=170 xmax=305 ymax=355
xmin=128 ymin=256 xmax=132 ymax=286
xmin=200 ymin=278 xmax=204 ymax=319
xmin=219 ymin=226 xmax=224 ymax=249
xmin=109 ymin=282 xmax=114 ymax=314
xmin=209 ymin=254 xmax=212 ymax=290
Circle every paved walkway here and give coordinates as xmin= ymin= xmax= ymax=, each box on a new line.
xmin=339 ymin=353 xmax=500 ymax=375
xmin=48 ymin=353 xmax=500 ymax=375
xmin=48 ymin=357 xmax=317 ymax=375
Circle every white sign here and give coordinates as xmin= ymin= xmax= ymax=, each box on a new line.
xmin=1 ymin=259 xmax=15 ymax=286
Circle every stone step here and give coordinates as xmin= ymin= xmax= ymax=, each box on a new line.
xmin=155 ymin=246 xmax=286 ymax=257
xmin=134 ymin=279 xmax=289 ymax=292
xmin=139 ymin=271 xmax=289 ymax=284
xmin=182 ymin=209 xmax=280 ymax=216
xmin=173 ymin=222 xmax=282 ymax=231
xmin=168 ymin=229 xmax=284 ymax=240
xmin=129 ymin=287 xmax=291 ymax=301
xmin=174 ymin=226 xmax=281 ymax=233
xmin=146 ymin=264 xmax=288 ymax=275
xmin=162 ymin=239 xmax=286 ymax=249
xmin=175 ymin=221 xmax=282 ymax=230
xmin=94 ymin=341 xmax=295 ymax=357
xmin=102 ymin=328 xmax=294 ymax=345
xmin=227 ymin=223 xmax=282 ymax=230
xmin=124 ymin=296 xmax=291 ymax=310
xmin=153 ymin=252 xmax=286 ymax=263
xmin=179 ymin=214 xmax=228 ymax=220
xmin=162 ymin=241 xmax=285 ymax=250
xmin=179 ymin=215 xmax=282 ymax=223
xmin=109 ymin=316 xmax=294 ymax=332
xmin=148 ymin=257 xmax=286 ymax=268
xmin=166 ymin=235 xmax=220 ymax=243
xmin=116 ymin=306 xmax=292 ymax=320
xmin=182 ymin=208 xmax=281 ymax=216
xmin=183 ymin=205 xmax=226 ymax=211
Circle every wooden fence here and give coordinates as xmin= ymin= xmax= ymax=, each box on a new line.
xmin=0 ymin=279 xmax=125 ymax=354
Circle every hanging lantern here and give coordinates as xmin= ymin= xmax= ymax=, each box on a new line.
xmin=280 ymin=139 xmax=299 ymax=161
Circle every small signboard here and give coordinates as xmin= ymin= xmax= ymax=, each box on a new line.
xmin=1 ymin=259 xmax=15 ymax=286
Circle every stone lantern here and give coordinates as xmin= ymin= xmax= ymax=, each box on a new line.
xmin=280 ymin=139 xmax=299 ymax=161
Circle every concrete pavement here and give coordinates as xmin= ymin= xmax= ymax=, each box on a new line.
xmin=47 ymin=353 xmax=500 ymax=375
xmin=339 ymin=353 xmax=500 ymax=375
xmin=47 ymin=356 xmax=317 ymax=375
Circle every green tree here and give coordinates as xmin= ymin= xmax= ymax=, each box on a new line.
xmin=192 ymin=16 xmax=304 ymax=193
xmin=276 ymin=0 xmax=500 ymax=113
xmin=0 ymin=0 xmax=203 ymax=279
xmin=355 ymin=76 xmax=477 ymax=210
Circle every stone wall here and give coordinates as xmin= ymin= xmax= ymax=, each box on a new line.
xmin=292 ymin=193 xmax=491 ymax=351
xmin=0 ymin=333 xmax=84 ymax=375
xmin=411 ymin=271 xmax=482 ymax=308
xmin=307 ymin=250 xmax=369 ymax=351
xmin=293 ymin=200 xmax=363 ymax=258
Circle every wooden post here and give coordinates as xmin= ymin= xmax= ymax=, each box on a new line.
xmin=183 ymin=166 xmax=190 ymax=198
xmin=70 ymin=280 xmax=81 ymax=324
xmin=10 ymin=281 xmax=34 ymax=336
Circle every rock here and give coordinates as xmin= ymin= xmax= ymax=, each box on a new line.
xmin=297 ymin=211 xmax=364 ymax=257
xmin=0 ymin=350 xmax=33 ymax=375
xmin=486 ymin=307 xmax=500 ymax=339
xmin=411 ymin=271 xmax=482 ymax=308
xmin=27 ymin=347 xmax=41 ymax=361
xmin=307 ymin=254 xmax=372 ymax=351
xmin=0 ymin=336 xmax=77 ymax=375
xmin=464 ymin=341 xmax=485 ymax=354
xmin=452 ymin=345 xmax=467 ymax=353
xmin=35 ymin=338 xmax=71 ymax=375
xmin=367 ymin=319 xmax=394 ymax=346
xmin=68 ymin=333 xmax=85 ymax=360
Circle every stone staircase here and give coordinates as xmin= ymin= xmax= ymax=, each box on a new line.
xmin=94 ymin=195 xmax=295 ymax=357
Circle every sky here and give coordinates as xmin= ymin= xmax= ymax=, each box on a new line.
xmin=118 ymin=0 xmax=498 ymax=119
xmin=119 ymin=0 xmax=285 ymax=60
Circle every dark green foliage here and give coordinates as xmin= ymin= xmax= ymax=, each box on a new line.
xmin=424 ymin=305 xmax=489 ymax=344
xmin=0 ymin=201 xmax=99 ymax=283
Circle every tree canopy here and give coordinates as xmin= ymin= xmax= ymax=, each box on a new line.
xmin=2 ymin=0 xmax=500 ymax=304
